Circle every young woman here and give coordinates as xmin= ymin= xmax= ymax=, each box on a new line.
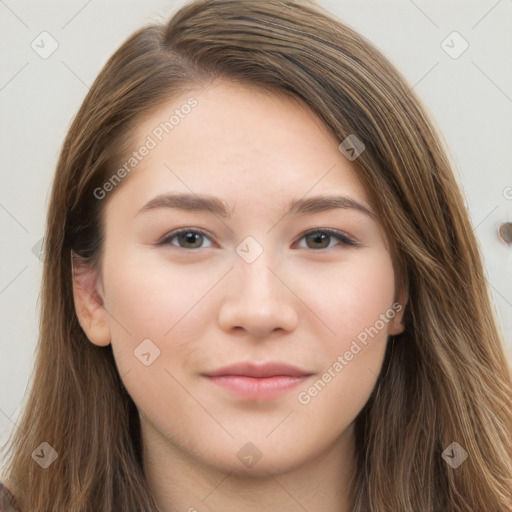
xmin=1 ymin=0 xmax=511 ymax=510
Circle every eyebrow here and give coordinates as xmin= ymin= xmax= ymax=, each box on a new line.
xmin=136 ymin=192 xmax=376 ymax=220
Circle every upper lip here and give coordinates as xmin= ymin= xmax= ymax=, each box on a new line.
xmin=203 ymin=361 xmax=313 ymax=378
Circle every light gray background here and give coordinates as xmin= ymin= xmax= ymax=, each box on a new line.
xmin=1 ymin=0 xmax=511 ymax=451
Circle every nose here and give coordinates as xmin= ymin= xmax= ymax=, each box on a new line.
xmin=217 ymin=252 xmax=299 ymax=338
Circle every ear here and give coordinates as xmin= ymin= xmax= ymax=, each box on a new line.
xmin=72 ymin=254 xmax=111 ymax=346
xmin=388 ymin=280 xmax=408 ymax=336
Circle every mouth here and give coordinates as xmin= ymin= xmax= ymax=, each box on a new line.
xmin=202 ymin=361 xmax=314 ymax=401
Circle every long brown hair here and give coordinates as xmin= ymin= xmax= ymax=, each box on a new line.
xmin=2 ymin=1 xmax=511 ymax=510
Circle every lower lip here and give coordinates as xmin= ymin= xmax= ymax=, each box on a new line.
xmin=205 ymin=375 xmax=310 ymax=401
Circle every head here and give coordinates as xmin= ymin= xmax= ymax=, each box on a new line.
xmin=2 ymin=1 xmax=511 ymax=511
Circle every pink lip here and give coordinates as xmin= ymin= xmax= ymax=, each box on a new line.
xmin=202 ymin=361 xmax=314 ymax=400
xmin=203 ymin=361 xmax=311 ymax=378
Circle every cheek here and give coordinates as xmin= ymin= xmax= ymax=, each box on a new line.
xmin=292 ymin=251 xmax=395 ymax=416
xmin=101 ymin=252 xmax=217 ymax=375
xmin=295 ymin=249 xmax=397 ymax=342
xmin=103 ymin=249 xmax=207 ymax=335
xmin=102 ymin=258 xmax=209 ymax=427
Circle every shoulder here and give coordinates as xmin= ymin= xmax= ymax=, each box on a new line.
xmin=0 ymin=482 xmax=22 ymax=512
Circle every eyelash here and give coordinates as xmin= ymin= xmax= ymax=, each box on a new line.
xmin=157 ymin=227 xmax=360 ymax=250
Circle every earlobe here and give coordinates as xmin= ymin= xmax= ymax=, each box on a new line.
xmin=71 ymin=253 xmax=111 ymax=347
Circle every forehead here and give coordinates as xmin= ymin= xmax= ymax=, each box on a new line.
xmin=108 ymin=80 xmax=373 ymax=216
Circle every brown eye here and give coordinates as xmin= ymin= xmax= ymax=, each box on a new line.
xmin=157 ymin=228 xmax=359 ymax=251
xmin=298 ymin=229 xmax=358 ymax=250
xmin=159 ymin=229 xmax=213 ymax=249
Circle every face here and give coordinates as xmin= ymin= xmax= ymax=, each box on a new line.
xmin=74 ymin=81 xmax=406 ymax=477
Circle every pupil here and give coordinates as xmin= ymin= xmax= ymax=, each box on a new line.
xmin=182 ymin=232 xmax=200 ymax=246
xmin=310 ymin=233 xmax=327 ymax=248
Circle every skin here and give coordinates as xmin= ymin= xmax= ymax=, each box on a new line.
xmin=73 ymin=80 xmax=407 ymax=512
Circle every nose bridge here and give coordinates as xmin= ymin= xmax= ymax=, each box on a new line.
xmin=235 ymin=235 xmax=279 ymax=301
xmin=217 ymin=234 xmax=298 ymax=335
